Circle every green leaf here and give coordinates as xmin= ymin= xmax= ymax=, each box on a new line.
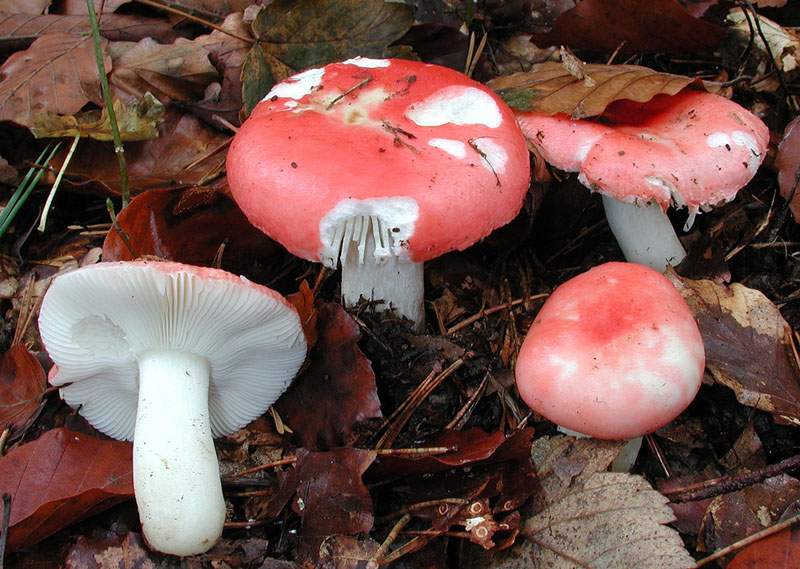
xmin=251 ymin=0 xmax=413 ymax=76
xmin=241 ymin=44 xmax=275 ymax=117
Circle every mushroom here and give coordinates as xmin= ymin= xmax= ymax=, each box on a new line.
xmin=515 ymin=262 xmax=705 ymax=466
xmin=227 ymin=57 xmax=531 ymax=328
xmin=516 ymin=90 xmax=768 ymax=271
xmin=38 ymin=261 xmax=307 ymax=556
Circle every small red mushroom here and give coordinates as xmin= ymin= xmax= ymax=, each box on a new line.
xmin=227 ymin=58 xmax=531 ymax=327
xmin=515 ymin=262 xmax=705 ymax=440
xmin=516 ymin=90 xmax=768 ymax=271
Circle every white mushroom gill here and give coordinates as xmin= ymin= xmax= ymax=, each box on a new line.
xmin=319 ymin=197 xmax=424 ymax=327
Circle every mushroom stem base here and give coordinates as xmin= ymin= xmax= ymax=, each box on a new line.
xmin=602 ymin=196 xmax=687 ymax=272
xmin=134 ymin=350 xmax=224 ymax=556
xmin=341 ymin=255 xmax=424 ymax=329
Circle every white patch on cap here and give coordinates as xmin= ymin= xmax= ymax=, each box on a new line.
xmin=342 ymin=57 xmax=391 ymax=68
xmin=472 ymin=138 xmax=508 ymax=174
xmin=320 ymin=197 xmax=419 ymax=267
xmin=644 ymin=176 xmax=677 ymax=204
xmin=428 ymin=138 xmax=467 ymax=158
xmin=732 ymin=130 xmax=763 ymax=172
xmin=284 ymin=100 xmax=298 ymax=108
xmin=263 ymin=67 xmax=325 ymax=100
xmin=405 ymin=87 xmax=502 ymax=128
xmin=548 ymin=353 xmax=578 ymax=380
xmin=706 ymin=132 xmax=732 ymax=149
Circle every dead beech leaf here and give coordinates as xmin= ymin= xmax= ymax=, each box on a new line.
xmin=101 ymin=187 xmax=281 ymax=276
xmin=109 ymin=37 xmax=218 ymax=104
xmin=287 ymin=280 xmax=318 ymax=349
xmin=31 ymin=92 xmax=165 ymax=140
xmin=242 ymin=0 xmax=413 ymax=103
xmin=727 ymin=8 xmax=799 ymax=74
xmin=0 ymin=13 xmax=179 ymax=51
xmin=727 ymin=519 xmax=800 ymax=569
xmin=530 ymin=0 xmax=725 ymax=55
xmin=0 ymin=427 xmax=134 ymax=551
xmin=0 ymin=344 xmax=45 ymax=435
xmin=276 ymin=303 xmax=380 ymax=450
xmin=0 ymin=33 xmax=109 ymax=129
xmin=524 ymin=473 xmax=694 ymax=568
xmin=64 ymin=531 xmax=161 ymax=569
xmin=59 ymin=109 xmax=229 ymax=194
xmin=488 ymin=61 xmax=700 ymax=118
xmin=670 ymin=275 xmax=800 ymax=426
xmin=777 ymin=115 xmax=800 ymax=222
xmin=0 ymin=0 xmax=50 ymax=14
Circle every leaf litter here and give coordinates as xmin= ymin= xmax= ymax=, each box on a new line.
xmin=1 ymin=0 xmax=800 ymax=567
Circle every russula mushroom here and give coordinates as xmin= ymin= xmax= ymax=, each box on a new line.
xmin=515 ymin=262 xmax=705 ymax=442
xmin=38 ymin=261 xmax=307 ymax=556
xmin=517 ymin=90 xmax=768 ymax=271
xmin=227 ymin=57 xmax=530 ymax=327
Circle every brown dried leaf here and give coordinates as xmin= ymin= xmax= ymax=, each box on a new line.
xmin=287 ymin=280 xmax=318 ymax=349
xmin=0 ymin=13 xmax=178 ymax=51
xmin=777 ymin=115 xmax=800 ymax=222
xmin=60 ymin=109 xmax=229 ymax=194
xmin=276 ymin=303 xmax=380 ymax=449
xmin=157 ymin=0 xmax=250 ymax=20
xmin=64 ymin=531 xmax=162 ymax=569
xmin=317 ymin=536 xmax=380 ymax=569
xmin=0 ymin=428 xmax=134 ymax=551
xmin=109 ymin=37 xmax=218 ymax=104
xmin=0 ymin=344 xmax=45 ymax=435
xmin=727 ymin=8 xmax=799 ymax=75
xmin=670 ymin=275 xmax=800 ymax=426
xmin=524 ymin=473 xmax=694 ymax=568
xmin=0 ymin=0 xmax=50 ymax=14
xmin=530 ymin=0 xmax=725 ymax=55
xmin=489 ymin=61 xmax=700 ymax=118
xmin=727 ymin=519 xmax=800 ymax=569
xmin=0 ymin=33 xmax=109 ymax=129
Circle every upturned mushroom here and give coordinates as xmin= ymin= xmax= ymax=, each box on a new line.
xmin=227 ymin=57 xmax=531 ymax=327
xmin=39 ymin=261 xmax=307 ymax=556
xmin=515 ymin=262 xmax=705 ymax=442
xmin=516 ymin=90 xmax=768 ymax=271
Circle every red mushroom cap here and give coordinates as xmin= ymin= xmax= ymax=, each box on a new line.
xmin=517 ymin=90 xmax=768 ymax=213
xmin=515 ymin=262 xmax=705 ymax=440
xmin=227 ymin=58 xmax=530 ymax=265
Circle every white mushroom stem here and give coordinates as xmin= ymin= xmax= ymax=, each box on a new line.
xmin=328 ymin=214 xmax=424 ymax=329
xmin=558 ymin=426 xmax=644 ymax=473
xmin=134 ymin=350 xmax=225 ymax=556
xmin=601 ymin=195 xmax=687 ymax=272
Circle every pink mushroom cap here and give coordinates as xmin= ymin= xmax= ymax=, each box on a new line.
xmin=227 ymin=58 xmax=531 ymax=265
xmin=515 ymin=262 xmax=705 ymax=440
xmin=517 ymin=90 xmax=768 ymax=213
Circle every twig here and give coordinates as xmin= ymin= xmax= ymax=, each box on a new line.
xmin=377 ymin=499 xmax=467 ymax=523
xmin=447 ymin=294 xmax=548 ymax=335
xmin=693 ymin=513 xmax=800 ymax=567
xmin=0 ymin=494 xmax=11 ymax=569
xmin=446 ymin=371 xmax=490 ymax=430
xmin=133 ymin=0 xmax=253 ymax=43
xmin=646 ymin=434 xmax=673 ymax=479
xmin=87 ymin=0 xmax=129 ymax=207
xmin=375 ymin=446 xmax=455 ymax=457
xmin=372 ymin=514 xmax=411 ymax=564
xmin=663 ymin=452 xmax=800 ymax=503
xmin=227 ymin=456 xmax=297 ymax=479
xmin=326 ymin=77 xmax=372 ymax=109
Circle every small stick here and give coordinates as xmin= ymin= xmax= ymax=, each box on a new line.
xmin=645 ymin=434 xmax=673 ymax=479
xmin=446 ymin=371 xmax=490 ymax=430
xmin=663 ymin=453 xmax=800 ymax=503
xmin=447 ymin=294 xmax=548 ymax=335
xmin=228 ymin=456 xmax=297 ymax=479
xmin=0 ymin=494 xmax=11 ymax=568
xmin=372 ymin=514 xmax=411 ymax=564
xmin=378 ymin=535 xmax=425 ymax=565
xmin=223 ymin=519 xmax=268 ymax=529
xmin=693 ymin=513 xmax=800 ymax=568
xmin=133 ymin=0 xmax=253 ymax=43
xmin=377 ymin=499 xmax=467 ymax=523
xmin=326 ymin=77 xmax=372 ymax=109
xmin=375 ymin=446 xmax=455 ymax=457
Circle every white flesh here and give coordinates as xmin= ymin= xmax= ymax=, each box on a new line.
xmin=602 ymin=195 xmax=687 ymax=272
xmin=134 ymin=350 xmax=225 ymax=556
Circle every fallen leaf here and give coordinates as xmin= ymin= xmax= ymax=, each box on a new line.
xmin=317 ymin=536 xmax=380 ymax=569
xmin=64 ymin=531 xmax=163 ymax=569
xmin=109 ymin=37 xmax=218 ymax=104
xmin=242 ymin=0 xmax=413 ymax=103
xmin=699 ymin=475 xmax=800 ymax=554
xmin=0 ymin=33 xmax=109 ymax=129
xmin=286 ymin=280 xmax=318 ymax=349
xmin=0 ymin=0 xmax=50 ymax=14
xmin=60 ymin=0 xmax=130 ymax=14
xmin=529 ymin=0 xmax=725 ymax=55
xmin=101 ymin=187 xmax=281 ymax=276
xmin=241 ymin=43 xmax=275 ymax=117
xmin=777 ymin=115 xmax=800 ymax=222
xmin=59 ymin=109 xmax=229 ymax=194
xmin=522 ymin=473 xmax=694 ymax=568
xmin=0 ymin=13 xmax=179 ymax=51
xmin=0 ymin=344 xmax=45 ymax=436
xmin=489 ymin=61 xmax=700 ymax=118
xmin=154 ymin=0 xmax=250 ymax=21
xmin=0 ymin=154 xmax=16 ymax=184
xmin=0 ymin=427 xmax=134 ymax=551
xmin=670 ymin=275 xmax=800 ymax=426
xmin=267 ymin=448 xmax=376 ymax=563
xmin=727 ymin=520 xmax=800 ymax=568
xmin=31 ymin=92 xmax=165 ymax=140
xmin=276 ymin=303 xmax=381 ymax=449
xmin=727 ymin=8 xmax=799 ymax=74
